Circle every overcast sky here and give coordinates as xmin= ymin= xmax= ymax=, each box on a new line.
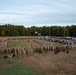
xmin=0 ymin=0 xmax=76 ymax=27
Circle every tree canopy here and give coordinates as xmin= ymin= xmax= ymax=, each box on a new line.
xmin=0 ymin=24 xmax=76 ymax=36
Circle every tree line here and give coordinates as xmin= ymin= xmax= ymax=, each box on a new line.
xmin=0 ymin=24 xmax=76 ymax=37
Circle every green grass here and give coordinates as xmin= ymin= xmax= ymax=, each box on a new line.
xmin=7 ymin=40 xmax=25 ymax=46
xmin=0 ymin=57 xmax=44 ymax=75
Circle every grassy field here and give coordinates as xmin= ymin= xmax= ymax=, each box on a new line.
xmin=0 ymin=56 xmax=44 ymax=75
xmin=7 ymin=40 xmax=25 ymax=46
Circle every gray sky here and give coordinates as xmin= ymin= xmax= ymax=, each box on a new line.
xmin=0 ymin=0 xmax=76 ymax=27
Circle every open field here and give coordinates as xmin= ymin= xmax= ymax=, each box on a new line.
xmin=0 ymin=55 xmax=44 ymax=75
xmin=0 ymin=36 xmax=76 ymax=75
xmin=20 ymin=50 xmax=76 ymax=75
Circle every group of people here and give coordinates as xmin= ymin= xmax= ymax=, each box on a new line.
xmin=0 ymin=39 xmax=76 ymax=57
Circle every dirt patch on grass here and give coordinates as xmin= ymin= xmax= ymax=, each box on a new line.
xmin=20 ymin=50 xmax=76 ymax=75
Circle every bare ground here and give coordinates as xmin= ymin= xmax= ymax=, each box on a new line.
xmin=20 ymin=50 xmax=76 ymax=75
